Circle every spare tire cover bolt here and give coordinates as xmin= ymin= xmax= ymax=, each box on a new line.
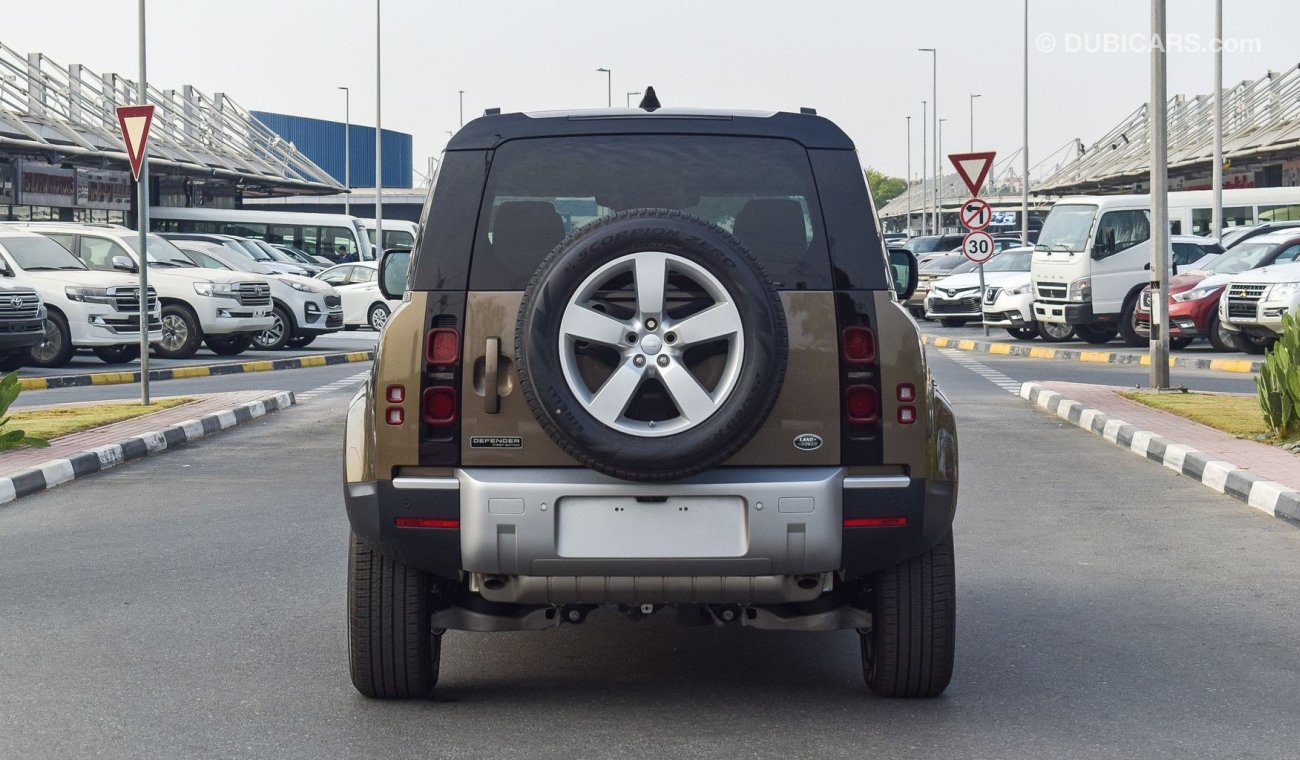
xmin=644 ymin=318 xmax=658 ymax=330
xmin=657 ymin=355 xmax=670 ymax=367
xmin=633 ymin=355 xmax=647 ymax=367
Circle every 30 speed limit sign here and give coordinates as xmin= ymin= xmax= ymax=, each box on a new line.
xmin=962 ymin=231 xmax=996 ymax=264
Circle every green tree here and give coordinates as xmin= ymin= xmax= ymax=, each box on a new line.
xmin=865 ymin=167 xmax=908 ymax=208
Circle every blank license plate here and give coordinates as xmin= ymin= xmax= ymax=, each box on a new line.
xmin=556 ymin=496 xmax=746 ymax=558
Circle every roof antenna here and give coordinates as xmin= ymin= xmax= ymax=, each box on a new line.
xmin=638 ymin=87 xmax=661 ymax=112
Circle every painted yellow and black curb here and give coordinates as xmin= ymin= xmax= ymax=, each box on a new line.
xmin=19 ymin=351 xmax=375 ymax=391
xmin=922 ymin=335 xmax=1260 ymax=375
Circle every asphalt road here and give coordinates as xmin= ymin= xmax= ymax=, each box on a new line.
xmin=2 ymin=350 xmax=1296 ymax=758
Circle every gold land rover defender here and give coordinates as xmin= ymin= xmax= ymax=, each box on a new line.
xmin=344 ymin=102 xmax=958 ymax=699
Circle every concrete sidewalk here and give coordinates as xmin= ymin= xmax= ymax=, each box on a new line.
xmin=1021 ymin=381 xmax=1298 ymax=524
xmin=0 ymin=391 xmax=294 ymax=503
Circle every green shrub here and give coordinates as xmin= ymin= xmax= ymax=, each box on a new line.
xmin=0 ymin=371 xmax=48 ymax=451
xmin=1256 ymin=312 xmax=1300 ymax=438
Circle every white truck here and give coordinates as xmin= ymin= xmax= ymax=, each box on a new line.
xmin=0 ymin=228 xmax=161 ymax=367
xmin=1029 ymin=190 xmax=1292 ymax=346
xmin=20 ymin=224 xmax=274 ymax=359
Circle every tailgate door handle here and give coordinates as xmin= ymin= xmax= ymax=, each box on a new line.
xmin=484 ymin=337 xmax=500 ymax=414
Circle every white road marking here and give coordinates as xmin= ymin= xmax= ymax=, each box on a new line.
xmin=296 ymin=371 xmax=370 ymax=404
xmin=939 ymin=349 xmax=1023 ymax=394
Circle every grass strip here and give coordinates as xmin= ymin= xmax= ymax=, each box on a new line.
xmin=1120 ymin=390 xmax=1300 ymax=445
xmin=7 ymin=398 xmax=194 ymax=441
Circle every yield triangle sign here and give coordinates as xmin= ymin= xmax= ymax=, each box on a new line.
xmin=115 ymin=104 xmax=156 ymax=181
xmin=948 ymin=151 xmax=997 ymax=197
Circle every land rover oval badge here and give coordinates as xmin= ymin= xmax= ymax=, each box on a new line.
xmin=794 ymin=434 xmax=823 ymax=451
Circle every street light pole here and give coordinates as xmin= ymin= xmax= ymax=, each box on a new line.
xmin=1021 ymin=0 xmax=1030 ymax=246
xmin=338 ymin=86 xmax=350 ymax=216
xmin=1211 ymin=0 xmax=1223 ymax=238
xmin=1150 ymin=0 xmax=1171 ymax=389
xmin=597 ymin=67 xmax=611 ymax=107
xmin=921 ymin=100 xmax=928 ymax=235
xmin=969 ymin=93 xmax=981 ymax=151
xmin=938 ymin=117 xmax=947 ymax=234
xmin=374 ymin=0 xmax=382 ymax=259
xmin=626 ymin=91 xmax=640 ymax=108
xmin=906 ymin=115 xmax=913 ymax=236
xmin=136 ymin=0 xmax=150 ymax=405
xmin=919 ymin=48 xmax=938 ymax=237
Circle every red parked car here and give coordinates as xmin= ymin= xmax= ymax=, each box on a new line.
xmin=1135 ymin=230 xmax=1300 ymax=351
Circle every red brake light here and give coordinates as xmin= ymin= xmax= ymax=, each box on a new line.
xmin=841 ymin=327 xmax=877 ymax=364
xmin=386 ymin=384 xmax=405 ymax=403
xmin=844 ymin=516 xmax=908 ymax=528
xmin=395 ymin=517 xmax=460 ymax=529
xmin=426 ymin=328 xmax=460 ymax=366
xmin=844 ymin=385 xmax=879 ymax=425
xmin=422 ymin=386 xmax=457 ymax=426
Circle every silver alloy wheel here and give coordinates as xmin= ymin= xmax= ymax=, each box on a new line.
xmin=1039 ymin=321 xmax=1074 ymax=340
xmin=158 ymin=313 xmax=189 ymax=352
xmin=257 ymin=313 xmax=285 ymax=348
xmin=30 ymin=319 xmax=62 ymax=363
xmin=369 ymin=305 xmax=389 ymax=331
xmin=558 ymin=251 xmax=744 ymax=437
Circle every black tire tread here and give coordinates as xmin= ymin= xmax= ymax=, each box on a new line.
xmin=347 ymin=532 xmax=438 ymax=699
xmin=864 ymin=532 xmax=956 ymax=698
xmin=153 ymin=304 xmax=203 ymax=359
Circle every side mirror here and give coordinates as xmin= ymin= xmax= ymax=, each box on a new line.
xmin=888 ymin=247 xmax=919 ymax=301
xmin=111 ymin=255 xmax=138 ymax=273
xmin=378 ymin=248 xmax=412 ymax=301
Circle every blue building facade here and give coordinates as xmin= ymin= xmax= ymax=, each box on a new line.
xmin=252 ymin=111 xmax=413 ymax=189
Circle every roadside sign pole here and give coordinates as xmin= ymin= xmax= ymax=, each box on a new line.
xmin=137 ymin=0 xmax=150 ymax=406
xmin=978 ymin=264 xmax=988 ymax=336
xmin=374 ymin=0 xmax=383 ymax=261
xmin=1150 ymin=0 xmax=1171 ymax=389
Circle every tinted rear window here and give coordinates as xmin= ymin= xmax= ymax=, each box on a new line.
xmin=469 ymin=135 xmax=831 ymax=290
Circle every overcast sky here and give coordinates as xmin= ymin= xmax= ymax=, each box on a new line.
xmin=5 ymin=0 xmax=1297 ymax=183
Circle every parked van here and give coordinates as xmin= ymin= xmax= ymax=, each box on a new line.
xmin=1029 ymin=189 xmax=1299 ymax=345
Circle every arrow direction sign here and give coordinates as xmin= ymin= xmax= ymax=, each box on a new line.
xmin=960 ymin=198 xmax=992 ymax=231
xmin=115 ymin=104 xmax=156 ymax=181
xmin=948 ymin=151 xmax=997 ymax=198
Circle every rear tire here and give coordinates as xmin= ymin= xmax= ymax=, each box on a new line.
xmin=28 ymin=312 xmax=75 ymax=368
xmin=1239 ymin=333 xmax=1274 ymax=355
xmin=862 ymin=531 xmax=956 ymax=698
xmin=1075 ymin=324 xmax=1119 ymax=345
xmin=204 ymin=334 xmax=254 ymax=356
xmin=368 ymin=303 xmax=390 ymax=332
xmin=347 ymin=532 xmax=440 ymax=699
xmin=1207 ymin=314 xmax=1240 ymax=353
xmin=93 ymin=344 xmax=141 ymax=364
xmin=1118 ymin=295 xmax=1145 ymax=347
xmin=1005 ymin=326 xmax=1037 ymax=340
xmin=1037 ymin=321 xmax=1075 ymax=343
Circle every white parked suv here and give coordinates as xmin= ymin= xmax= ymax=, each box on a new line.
xmin=0 ymin=228 xmax=161 ymax=367
xmin=1219 ymin=260 xmax=1300 ymax=351
xmin=20 ymin=224 xmax=274 ymax=358
xmin=925 ymin=248 xmax=1033 ymax=329
xmin=173 ymin=240 xmax=344 ymax=350
xmin=317 ymin=261 xmax=401 ymax=330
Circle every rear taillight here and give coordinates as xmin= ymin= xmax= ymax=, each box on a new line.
xmin=426 ymin=328 xmax=459 ymax=366
xmin=395 ymin=517 xmax=460 ymax=529
xmin=423 ymin=386 xmax=457 ymax=426
xmin=386 ymin=384 xmax=405 ymax=403
xmin=385 ymin=407 xmax=404 ymax=425
xmin=844 ymin=385 xmax=879 ymax=425
xmin=841 ymin=326 xmax=877 ymax=364
xmin=844 ymin=516 xmax=908 ymax=528
xmin=896 ymin=383 xmax=917 ymax=424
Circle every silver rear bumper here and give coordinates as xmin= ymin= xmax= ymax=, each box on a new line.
xmin=447 ymin=466 xmax=855 ymax=578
